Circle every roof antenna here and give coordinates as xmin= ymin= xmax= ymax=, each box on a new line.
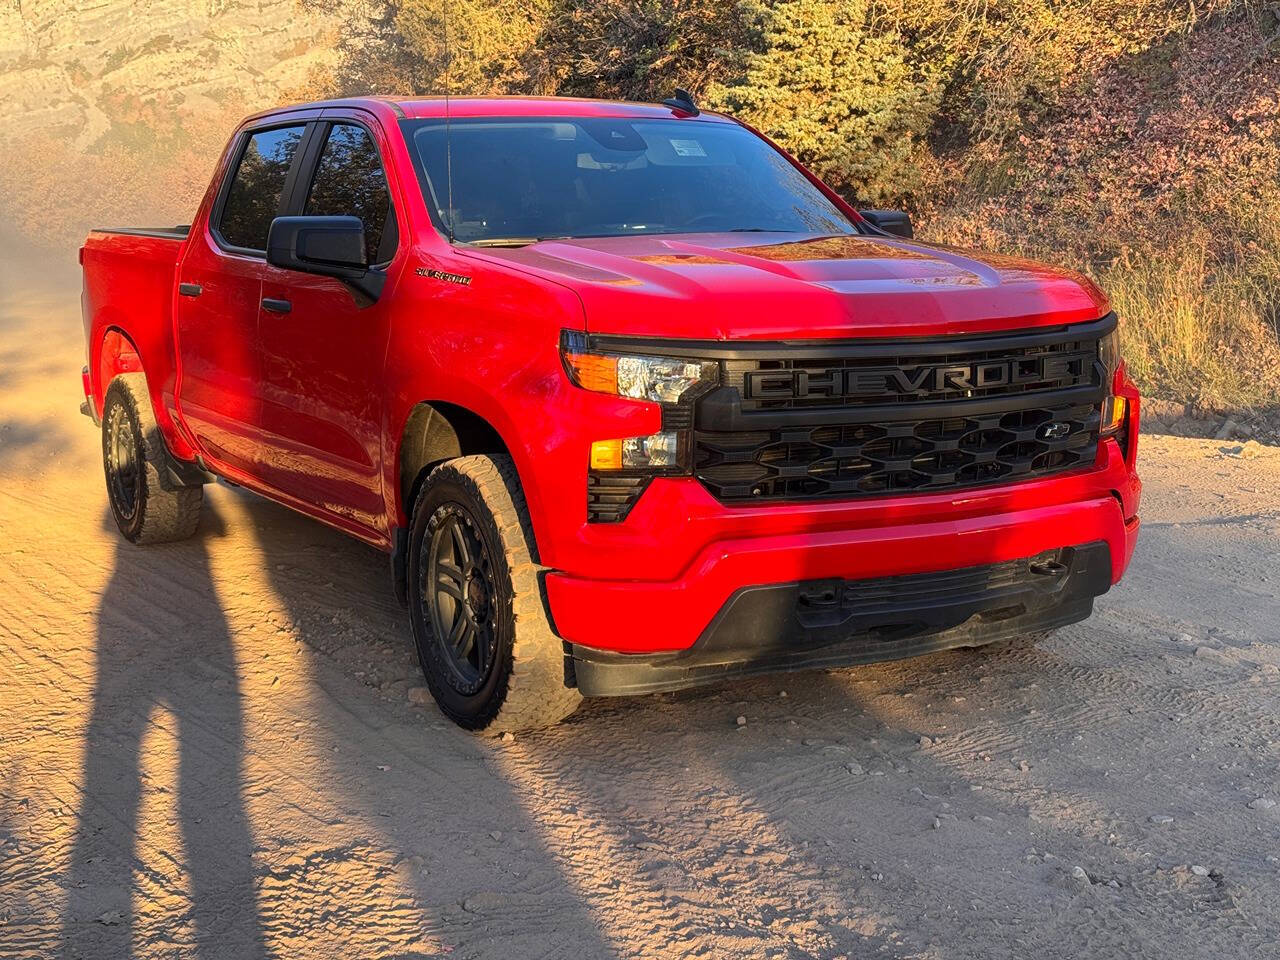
xmin=443 ymin=0 xmax=455 ymax=242
xmin=662 ymin=87 xmax=700 ymax=117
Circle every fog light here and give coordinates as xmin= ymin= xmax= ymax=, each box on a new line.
xmin=590 ymin=431 xmax=682 ymax=470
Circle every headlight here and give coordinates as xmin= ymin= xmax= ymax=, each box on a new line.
xmin=561 ymin=333 xmax=718 ymax=403
xmin=1098 ymin=328 xmax=1126 ymax=436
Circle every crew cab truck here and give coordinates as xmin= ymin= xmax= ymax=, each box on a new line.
xmin=80 ymin=95 xmax=1141 ymax=733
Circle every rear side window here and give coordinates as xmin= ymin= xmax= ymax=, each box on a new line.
xmin=305 ymin=123 xmax=394 ymax=264
xmin=218 ymin=125 xmax=306 ymax=251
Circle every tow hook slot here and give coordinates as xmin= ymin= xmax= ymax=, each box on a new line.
xmin=797 ymin=578 xmax=845 ymax=628
xmin=1029 ymin=558 xmax=1068 ymax=578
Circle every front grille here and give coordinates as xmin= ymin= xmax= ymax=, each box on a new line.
xmin=691 ymin=318 xmax=1111 ymax=505
xmin=695 ymin=402 xmax=1100 ymax=502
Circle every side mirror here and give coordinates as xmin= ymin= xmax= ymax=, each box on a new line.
xmin=858 ymin=209 xmax=913 ymax=239
xmin=267 ymin=215 xmax=384 ymax=301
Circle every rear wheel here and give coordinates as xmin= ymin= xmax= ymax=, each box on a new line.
xmin=102 ymin=373 xmax=203 ymax=544
xmin=408 ymin=454 xmax=581 ymax=733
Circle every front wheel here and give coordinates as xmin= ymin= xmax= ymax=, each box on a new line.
xmin=407 ymin=455 xmax=581 ymax=733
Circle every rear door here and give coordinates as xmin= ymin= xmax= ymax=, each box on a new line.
xmin=255 ymin=116 xmax=401 ymax=538
xmin=174 ymin=120 xmax=313 ymax=476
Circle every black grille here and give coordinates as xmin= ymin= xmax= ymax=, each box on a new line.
xmin=587 ymin=473 xmax=650 ymax=522
xmin=726 ymin=336 xmax=1096 ymax=410
xmin=695 ymin=402 xmax=1099 ymax=502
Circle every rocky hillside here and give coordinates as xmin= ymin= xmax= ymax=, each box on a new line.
xmin=0 ymin=0 xmax=348 ymax=242
xmin=0 ymin=0 xmax=336 ymax=146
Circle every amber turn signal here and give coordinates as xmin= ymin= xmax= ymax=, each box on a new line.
xmin=1101 ymin=396 xmax=1127 ymax=435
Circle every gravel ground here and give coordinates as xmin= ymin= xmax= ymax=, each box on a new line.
xmin=2 ymin=263 xmax=1279 ymax=959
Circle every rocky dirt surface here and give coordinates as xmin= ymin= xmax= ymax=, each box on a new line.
xmin=2 ymin=261 xmax=1279 ymax=959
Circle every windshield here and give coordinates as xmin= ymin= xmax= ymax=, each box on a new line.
xmin=402 ymin=117 xmax=858 ymax=245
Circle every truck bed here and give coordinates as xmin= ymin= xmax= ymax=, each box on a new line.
xmin=81 ymin=227 xmax=190 ymax=433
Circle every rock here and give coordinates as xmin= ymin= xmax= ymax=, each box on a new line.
xmin=1149 ymin=815 xmax=1175 ymax=825
xmin=778 ymin=690 xmax=788 ymax=698
xmin=1248 ymin=797 xmax=1276 ymax=811
xmin=932 ymin=817 xmax=941 ymax=830
xmin=1215 ymin=419 xmax=1240 ymax=440
xmin=1018 ymin=760 xmax=1031 ymax=772
xmin=1191 ymin=865 xmax=1210 ymax=877
xmin=844 ymin=761 xmax=864 ymax=776
xmin=1174 ymin=632 xmax=1197 ymax=644
xmin=96 ymin=910 xmax=123 ymax=925
xmin=461 ymin=892 xmax=509 ymax=914
xmin=736 ymin=715 xmax=747 ymax=727
xmin=499 ymin=731 xmax=515 ymax=743
xmin=489 ymin=830 xmax=502 ymax=842
xmin=1070 ymin=866 xmax=1089 ymax=883
xmin=918 ymin=736 xmax=934 ymax=748
xmin=1194 ymin=646 xmax=1231 ymax=664
xmin=407 ymin=686 xmax=432 ymax=706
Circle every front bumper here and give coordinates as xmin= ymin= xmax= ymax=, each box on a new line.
xmin=571 ymin=541 xmax=1114 ymax=696
xmin=545 ymin=440 xmax=1140 ymax=664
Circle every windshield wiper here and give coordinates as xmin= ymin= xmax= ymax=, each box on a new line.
xmin=466 ymin=237 xmax=547 ymax=248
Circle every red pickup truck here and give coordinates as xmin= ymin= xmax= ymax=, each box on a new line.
xmin=80 ymin=95 xmax=1141 ymax=733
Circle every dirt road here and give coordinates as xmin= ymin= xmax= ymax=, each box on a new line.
xmin=2 ymin=260 xmax=1279 ymax=959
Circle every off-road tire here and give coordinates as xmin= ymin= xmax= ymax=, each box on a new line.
xmin=102 ymin=373 xmax=203 ymax=544
xmin=408 ymin=454 xmax=581 ymax=734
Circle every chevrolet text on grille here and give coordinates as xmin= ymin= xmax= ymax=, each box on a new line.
xmin=744 ymin=355 xmax=1084 ymax=401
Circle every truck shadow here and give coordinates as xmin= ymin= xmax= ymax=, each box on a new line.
xmin=61 ymin=507 xmax=270 ymax=959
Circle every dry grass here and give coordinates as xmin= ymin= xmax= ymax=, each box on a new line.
xmin=1101 ymin=244 xmax=1280 ymax=411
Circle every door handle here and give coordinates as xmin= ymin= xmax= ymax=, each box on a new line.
xmin=261 ymin=298 xmax=292 ymax=314
xmin=178 ymin=282 xmax=202 ymax=297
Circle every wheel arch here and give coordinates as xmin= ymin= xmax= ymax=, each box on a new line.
xmin=397 ymin=400 xmax=513 ymax=524
xmin=391 ymin=401 xmax=515 ymax=606
xmin=94 ymin=326 xmax=144 ymax=419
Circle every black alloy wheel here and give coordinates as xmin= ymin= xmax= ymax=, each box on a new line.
xmin=423 ymin=503 xmax=499 ymax=695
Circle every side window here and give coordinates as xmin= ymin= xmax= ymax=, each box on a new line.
xmin=305 ymin=123 xmax=394 ymax=264
xmin=218 ymin=125 xmax=306 ymax=251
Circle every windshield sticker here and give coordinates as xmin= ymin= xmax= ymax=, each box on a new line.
xmin=670 ymin=139 xmax=707 ymax=158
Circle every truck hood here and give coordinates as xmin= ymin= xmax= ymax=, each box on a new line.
xmin=469 ymin=232 xmax=1110 ymax=340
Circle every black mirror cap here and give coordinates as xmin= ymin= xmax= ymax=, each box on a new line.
xmin=267 ymin=215 xmax=368 ymax=276
xmin=859 ymin=209 xmax=914 ymax=239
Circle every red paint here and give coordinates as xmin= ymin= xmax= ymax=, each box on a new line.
xmin=80 ymin=96 xmax=1141 ymax=657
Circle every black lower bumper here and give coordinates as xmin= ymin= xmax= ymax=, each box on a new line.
xmin=570 ymin=542 xmax=1112 ymax=697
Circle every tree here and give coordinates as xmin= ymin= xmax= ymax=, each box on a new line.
xmin=534 ymin=0 xmax=753 ymax=102
xmin=706 ymin=0 xmax=939 ymax=204
xmin=396 ymin=0 xmax=553 ymax=94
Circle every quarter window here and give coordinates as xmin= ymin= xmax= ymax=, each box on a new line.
xmin=305 ymin=123 xmax=394 ymax=264
xmin=218 ymin=125 xmax=306 ymax=251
